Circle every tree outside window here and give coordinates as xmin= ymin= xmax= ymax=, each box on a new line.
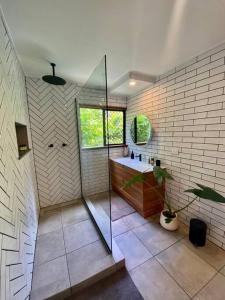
xmin=80 ymin=107 xmax=125 ymax=148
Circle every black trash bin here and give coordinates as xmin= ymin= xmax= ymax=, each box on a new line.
xmin=189 ymin=218 xmax=207 ymax=247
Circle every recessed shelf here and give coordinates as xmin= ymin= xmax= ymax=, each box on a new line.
xmin=15 ymin=122 xmax=31 ymax=160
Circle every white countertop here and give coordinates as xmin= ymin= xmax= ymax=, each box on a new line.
xmin=111 ymin=157 xmax=154 ymax=173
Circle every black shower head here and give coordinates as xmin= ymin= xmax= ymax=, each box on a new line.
xmin=42 ymin=63 xmax=66 ymax=85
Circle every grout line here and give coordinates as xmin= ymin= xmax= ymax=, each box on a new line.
xmin=62 ymin=216 xmax=90 ymax=230
xmin=61 ymin=208 xmax=71 ymax=284
xmin=190 ymin=271 xmax=219 ymax=299
xmin=65 ymin=237 xmax=101 ymax=256
xmin=155 ymin=257 xmax=192 ymax=299
xmin=34 ymin=253 xmax=66 ymax=268
xmin=112 ymin=214 xmax=150 ymax=236
xmin=217 ymin=262 xmax=225 ymax=273
xmin=117 ymin=216 xmax=223 ymax=299
xmin=29 ymin=212 xmax=41 ymax=297
xmin=132 ymin=224 xmax=185 ymax=256
xmin=128 ymin=256 xmax=155 ymax=273
xmin=60 ymin=207 xmax=73 ymax=296
xmin=181 ymin=238 xmax=225 ymax=272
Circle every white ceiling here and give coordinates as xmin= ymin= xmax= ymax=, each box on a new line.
xmin=1 ymin=0 xmax=225 ymax=89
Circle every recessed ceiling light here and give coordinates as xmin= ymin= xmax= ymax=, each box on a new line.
xmin=129 ymin=80 xmax=136 ymax=86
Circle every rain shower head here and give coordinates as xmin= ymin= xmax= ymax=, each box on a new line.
xmin=42 ymin=63 xmax=66 ymax=85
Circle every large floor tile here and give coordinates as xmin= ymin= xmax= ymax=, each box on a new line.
xmin=89 ymin=192 xmax=110 ymax=212
xmin=156 ymin=242 xmax=216 ymax=297
xmin=35 ymin=229 xmax=65 ymax=265
xmin=193 ymin=273 xmax=225 ymax=300
xmin=38 ymin=211 xmax=62 ymax=236
xmin=111 ymin=193 xmax=135 ymax=220
xmin=112 ymin=218 xmax=132 ymax=237
xmin=122 ymin=212 xmax=148 ymax=229
xmin=31 ymin=256 xmax=70 ymax=300
xmin=130 ymin=258 xmax=189 ymax=300
xmin=111 ymin=192 xmax=131 ymax=211
xmin=61 ymin=201 xmax=89 ymax=227
xmin=112 ymin=206 xmax=135 ymax=221
xmin=219 ymin=264 xmax=225 ymax=276
xmin=133 ymin=221 xmax=184 ymax=255
xmin=63 ymin=219 xmax=99 ymax=253
xmin=112 ymin=239 xmax=125 ymax=265
xmin=115 ymin=231 xmax=152 ymax=270
xmin=67 ymin=240 xmax=115 ymax=289
xmin=68 ymin=268 xmax=143 ymax=300
xmin=181 ymin=237 xmax=225 ymax=270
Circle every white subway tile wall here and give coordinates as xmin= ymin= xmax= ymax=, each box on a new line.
xmin=81 ymin=147 xmax=125 ymax=196
xmin=0 ymin=14 xmax=39 ymax=300
xmin=127 ymin=42 xmax=225 ymax=249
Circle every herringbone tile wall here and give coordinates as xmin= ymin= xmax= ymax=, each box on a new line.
xmin=0 ymin=14 xmax=39 ymax=300
xmin=26 ymin=78 xmax=81 ymax=208
xmin=26 ymin=78 xmax=127 ymax=208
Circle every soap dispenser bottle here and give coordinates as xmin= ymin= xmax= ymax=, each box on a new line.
xmin=150 ymin=157 xmax=154 ymax=166
xmin=131 ymin=151 xmax=134 ymax=159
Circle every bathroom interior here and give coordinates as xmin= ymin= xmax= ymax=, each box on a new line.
xmin=2 ymin=1 xmax=225 ymax=300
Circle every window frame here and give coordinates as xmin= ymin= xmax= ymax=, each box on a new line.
xmin=79 ymin=104 xmax=126 ymax=149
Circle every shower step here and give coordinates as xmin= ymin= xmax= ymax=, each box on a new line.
xmin=30 ymin=238 xmax=125 ymax=300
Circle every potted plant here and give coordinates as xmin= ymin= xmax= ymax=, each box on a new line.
xmin=124 ymin=166 xmax=225 ymax=231
xmin=153 ymin=166 xmax=178 ymax=230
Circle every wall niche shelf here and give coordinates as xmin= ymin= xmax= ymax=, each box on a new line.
xmin=15 ymin=122 xmax=31 ymax=160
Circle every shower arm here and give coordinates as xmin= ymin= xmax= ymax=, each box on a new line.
xmin=51 ymin=63 xmax=56 ymax=76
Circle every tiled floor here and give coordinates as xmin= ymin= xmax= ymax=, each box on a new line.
xmin=89 ymin=191 xmax=135 ymax=221
xmin=31 ymin=192 xmax=225 ymax=300
xmin=31 ymin=200 xmax=124 ymax=300
xmin=66 ymin=268 xmax=143 ymax=300
xmin=111 ymin=194 xmax=225 ymax=300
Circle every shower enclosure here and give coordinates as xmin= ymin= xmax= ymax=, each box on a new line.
xmin=76 ymin=56 xmax=112 ymax=251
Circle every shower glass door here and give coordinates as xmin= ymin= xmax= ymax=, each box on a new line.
xmin=76 ymin=56 xmax=112 ymax=251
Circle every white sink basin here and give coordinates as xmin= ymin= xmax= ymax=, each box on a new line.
xmin=111 ymin=157 xmax=153 ymax=173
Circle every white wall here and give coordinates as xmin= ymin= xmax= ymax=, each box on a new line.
xmin=26 ymin=79 xmax=81 ymax=208
xmin=0 ymin=14 xmax=39 ymax=300
xmin=26 ymin=78 xmax=127 ymax=207
xmin=81 ymin=147 xmax=125 ymax=196
xmin=127 ymin=42 xmax=225 ymax=248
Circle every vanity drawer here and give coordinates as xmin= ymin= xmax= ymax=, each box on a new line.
xmin=110 ymin=159 xmax=164 ymax=218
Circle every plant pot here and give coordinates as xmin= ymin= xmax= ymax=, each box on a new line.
xmin=160 ymin=210 xmax=179 ymax=231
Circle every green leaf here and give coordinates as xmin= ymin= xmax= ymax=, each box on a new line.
xmin=185 ymin=184 xmax=225 ymax=203
xmin=153 ymin=166 xmax=174 ymax=182
xmin=123 ymin=174 xmax=144 ymax=189
xmin=165 ymin=217 xmax=172 ymax=223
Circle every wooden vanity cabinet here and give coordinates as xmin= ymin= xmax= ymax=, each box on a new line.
xmin=110 ymin=159 xmax=164 ymax=218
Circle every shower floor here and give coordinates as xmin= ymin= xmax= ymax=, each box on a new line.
xmin=30 ymin=199 xmax=124 ymax=300
xmin=89 ymin=191 xmax=135 ymax=221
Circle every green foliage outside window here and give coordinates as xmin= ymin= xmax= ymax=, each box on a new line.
xmin=80 ymin=108 xmax=104 ymax=148
xmin=106 ymin=110 xmax=124 ymax=144
xmin=130 ymin=114 xmax=152 ymax=144
xmin=136 ymin=114 xmax=151 ymax=143
xmin=80 ymin=107 xmax=124 ymax=148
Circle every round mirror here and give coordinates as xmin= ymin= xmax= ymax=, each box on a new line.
xmin=130 ymin=114 xmax=152 ymax=145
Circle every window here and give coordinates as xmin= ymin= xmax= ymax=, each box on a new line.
xmin=80 ymin=106 xmax=125 ymax=148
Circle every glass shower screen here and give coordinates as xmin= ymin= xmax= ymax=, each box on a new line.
xmin=76 ymin=56 xmax=112 ymax=251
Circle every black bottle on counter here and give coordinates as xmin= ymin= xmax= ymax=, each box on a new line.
xmin=156 ymin=159 xmax=161 ymax=166
xmin=131 ymin=151 xmax=134 ymax=159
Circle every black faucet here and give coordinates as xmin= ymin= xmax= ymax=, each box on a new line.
xmin=135 ymin=154 xmax=142 ymax=161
